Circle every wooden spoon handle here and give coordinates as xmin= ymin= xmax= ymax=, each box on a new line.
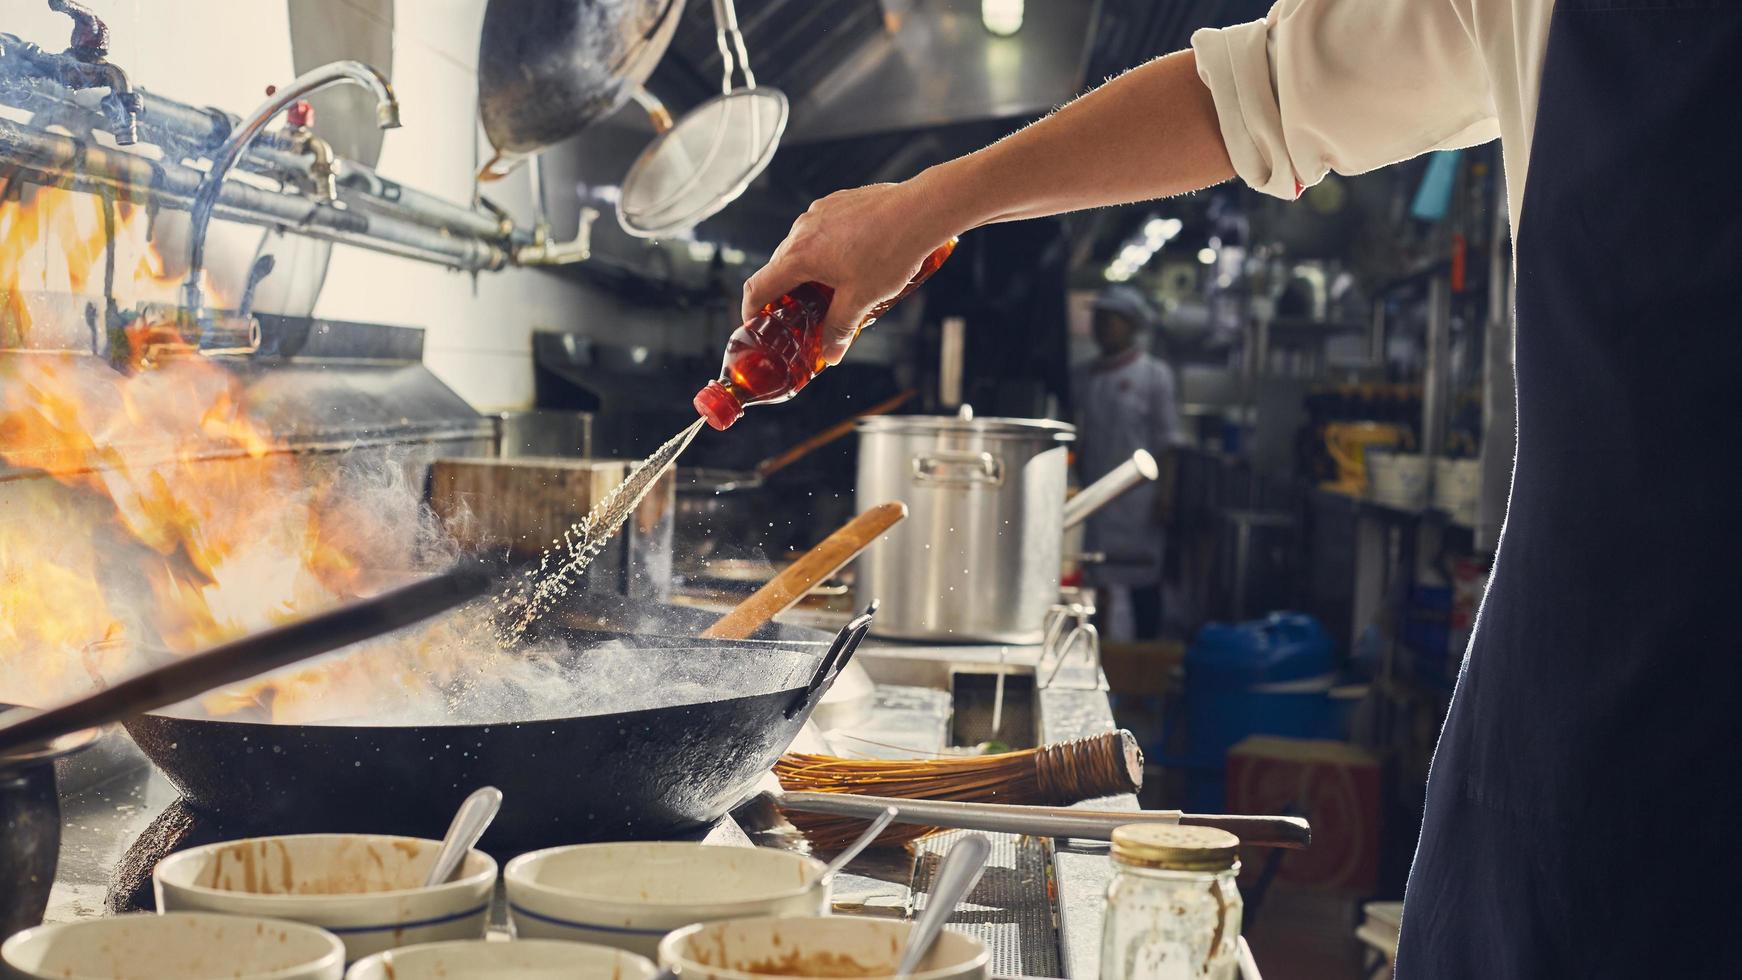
xmin=701 ymin=502 xmax=908 ymax=640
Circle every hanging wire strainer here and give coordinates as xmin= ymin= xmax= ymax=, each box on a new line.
xmin=616 ymin=0 xmax=788 ymax=238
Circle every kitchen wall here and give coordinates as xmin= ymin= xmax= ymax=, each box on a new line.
xmin=9 ymin=0 xmax=710 ymax=410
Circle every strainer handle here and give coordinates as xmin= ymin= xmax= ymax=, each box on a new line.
xmin=711 ymin=0 xmax=758 ymax=92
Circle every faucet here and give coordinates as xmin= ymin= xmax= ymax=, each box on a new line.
xmin=181 ymin=60 xmax=400 ymax=319
xmin=32 ymin=0 xmax=144 ymax=143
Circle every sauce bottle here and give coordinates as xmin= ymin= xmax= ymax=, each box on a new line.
xmin=693 ymin=240 xmax=957 ymax=431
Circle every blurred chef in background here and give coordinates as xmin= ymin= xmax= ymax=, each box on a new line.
xmin=1073 ymin=285 xmax=1182 ymax=642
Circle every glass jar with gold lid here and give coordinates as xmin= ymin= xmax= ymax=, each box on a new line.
xmin=1099 ymin=824 xmax=1243 ymax=980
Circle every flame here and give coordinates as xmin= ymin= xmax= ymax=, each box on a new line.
xmin=0 ymin=183 xmax=378 ymax=713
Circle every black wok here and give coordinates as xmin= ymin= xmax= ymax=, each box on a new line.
xmin=478 ymin=0 xmax=683 ymax=175
xmin=124 ymin=613 xmax=870 ymax=853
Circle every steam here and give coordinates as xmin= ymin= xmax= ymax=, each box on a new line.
xmin=306 ymin=448 xmax=465 ymax=578
xmin=163 ymin=617 xmax=818 ymax=727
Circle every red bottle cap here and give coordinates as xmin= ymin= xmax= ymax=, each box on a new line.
xmin=694 ymin=380 xmax=744 ymax=431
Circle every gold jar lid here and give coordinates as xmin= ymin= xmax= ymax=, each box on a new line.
xmin=1111 ymin=824 xmax=1241 ymax=873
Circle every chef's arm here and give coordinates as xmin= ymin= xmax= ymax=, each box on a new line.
xmin=741 ymin=51 xmax=1232 ymax=363
xmin=920 ymin=51 xmax=1234 ymax=230
xmin=746 ymin=1 xmax=1502 ymax=364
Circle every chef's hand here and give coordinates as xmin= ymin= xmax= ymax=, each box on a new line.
xmin=742 ymin=180 xmax=957 ymax=366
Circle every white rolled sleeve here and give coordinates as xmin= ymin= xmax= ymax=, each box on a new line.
xmin=1192 ymin=1 xmax=1502 ymax=201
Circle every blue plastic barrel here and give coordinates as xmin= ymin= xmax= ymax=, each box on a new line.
xmin=1182 ymin=612 xmax=1337 ymax=811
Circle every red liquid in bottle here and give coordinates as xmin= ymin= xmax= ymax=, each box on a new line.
xmin=694 ymin=240 xmax=957 ymax=431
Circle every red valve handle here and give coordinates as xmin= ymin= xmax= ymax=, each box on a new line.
xmin=48 ymin=0 xmax=111 ymax=57
xmin=286 ymin=100 xmax=315 ymax=130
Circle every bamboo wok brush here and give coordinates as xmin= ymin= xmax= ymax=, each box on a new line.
xmin=773 ymin=729 xmax=1143 ymax=850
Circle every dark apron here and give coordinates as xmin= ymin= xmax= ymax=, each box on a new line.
xmin=1396 ymin=2 xmax=1742 ymax=975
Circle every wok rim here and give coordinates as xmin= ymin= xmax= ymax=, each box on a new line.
xmin=133 ymin=637 xmax=829 ymax=731
xmin=134 ymin=676 xmax=815 ymax=732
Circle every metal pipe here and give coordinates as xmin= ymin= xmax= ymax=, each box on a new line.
xmin=1 ymin=1 xmax=143 ymax=145
xmin=184 ymin=60 xmax=401 ymax=315
xmin=333 ymin=165 xmax=523 ymax=243
xmin=2 ymin=62 xmax=529 ymax=249
xmin=0 ymin=117 xmax=505 ymax=271
xmin=1062 ymin=449 xmax=1159 ymax=530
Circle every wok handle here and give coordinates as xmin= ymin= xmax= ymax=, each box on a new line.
xmin=0 ymin=565 xmax=491 ymax=755
xmin=773 ymin=790 xmax=1311 ymax=850
xmin=785 ymin=604 xmax=876 ymax=720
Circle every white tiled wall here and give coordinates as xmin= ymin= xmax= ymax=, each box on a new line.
xmin=10 ymin=0 xmax=682 ymax=410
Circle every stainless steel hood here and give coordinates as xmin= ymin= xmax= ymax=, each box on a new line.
xmin=782 ymin=0 xmax=1095 ymax=143
xmin=0 ymin=317 xmax=492 ymax=483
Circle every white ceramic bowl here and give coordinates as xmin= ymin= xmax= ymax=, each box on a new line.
xmin=344 ymin=939 xmax=658 ymax=980
xmin=1 ymin=911 xmax=344 ymax=980
xmin=154 ymin=834 xmax=496 ymax=963
xmin=505 ymin=842 xmax=827 ymax=958
xmin=659 ymin=915 xmax=990 ymax=980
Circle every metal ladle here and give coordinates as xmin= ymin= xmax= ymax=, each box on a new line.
xmin=896 ymin=833 xmax=991 ymax=977
xmin=811 ymin=805 xmax=898 ymax=891
xmin=616 ymin=0 xmax=788 ymax=237
xmin=422 ymin=786 xmax=503 ymax=887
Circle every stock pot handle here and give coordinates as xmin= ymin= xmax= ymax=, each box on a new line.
xmin=912 ymin=450 xmax=1002 ymax=487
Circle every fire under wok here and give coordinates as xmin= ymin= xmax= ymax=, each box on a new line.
xmin=124 ymin=611 xmax=872 ymax=853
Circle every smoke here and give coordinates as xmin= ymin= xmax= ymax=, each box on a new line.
xmin=305 ymin=447 xmax=464 ymax=580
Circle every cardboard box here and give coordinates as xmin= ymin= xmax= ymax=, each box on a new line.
xmin=1227 ymin=736 xmax=1382 ymax=893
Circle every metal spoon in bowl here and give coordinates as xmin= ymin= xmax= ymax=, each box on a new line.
xmin=896 ymin=833 xmax=991 ymax=977
xmin=423 ymin=786 xmax=503 ymax=887
xmin=811 ymin=805 xmax=898 ymax=893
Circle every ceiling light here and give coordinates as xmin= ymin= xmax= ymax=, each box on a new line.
xmin=982 ymin=0 xmax=1023 ymax=36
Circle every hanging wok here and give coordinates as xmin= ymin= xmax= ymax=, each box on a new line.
xmin=123 ymin=612 xmax=872 ymax=853
xmin=477 ymin=0 xmax=684 ymax=178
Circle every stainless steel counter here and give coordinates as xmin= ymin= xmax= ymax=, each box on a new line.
xmin=46 ymin=639 xmax=1128 ymax=978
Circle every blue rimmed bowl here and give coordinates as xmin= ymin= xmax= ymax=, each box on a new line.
xmin=153 ymin=833 xmax=495 ymax=963
xmin=504 ymin=842 xmax=827 ymax=958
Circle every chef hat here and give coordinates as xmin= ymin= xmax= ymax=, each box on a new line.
xmin=1092 ymin=284 xmax=1157 ymax=328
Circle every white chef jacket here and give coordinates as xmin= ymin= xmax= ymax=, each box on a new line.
xmin=1191 ymin=0 xmax=1555 ymax=232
